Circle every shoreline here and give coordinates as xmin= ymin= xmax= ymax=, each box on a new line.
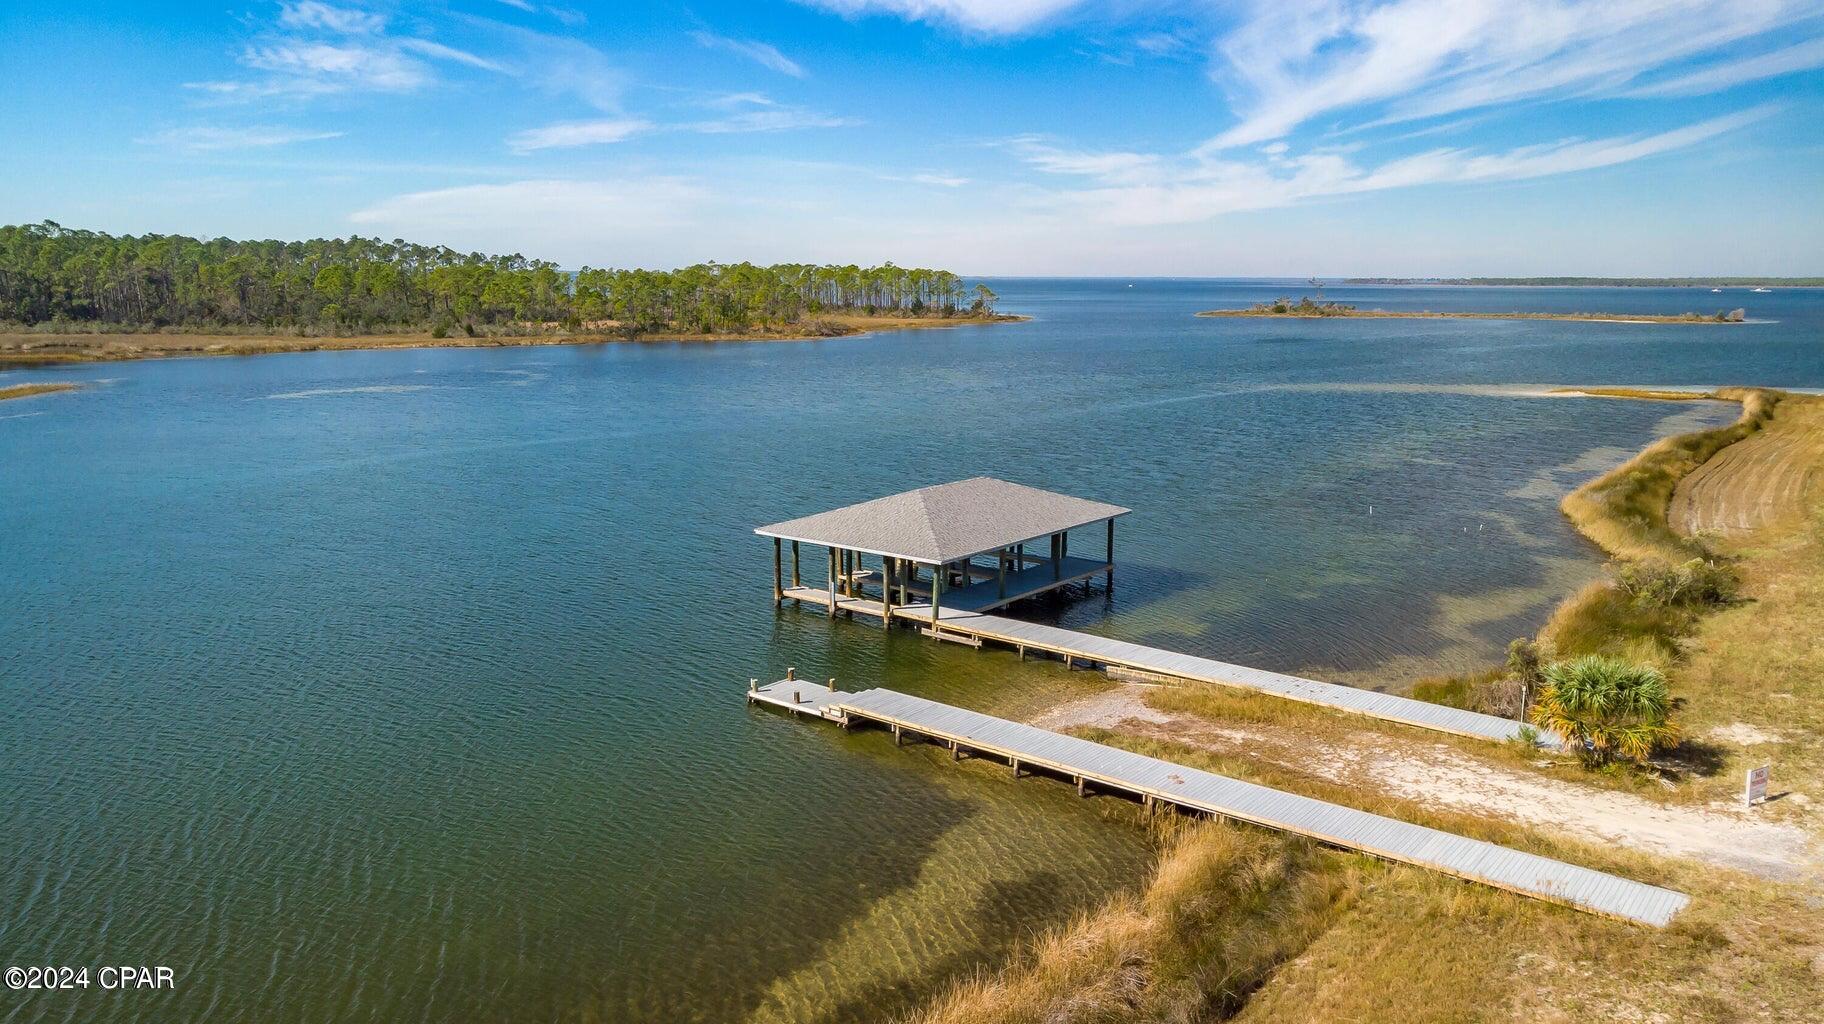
xmin=915 ymin=384 xmax=1824 ymax=1023
xmin=0 ymin=312 xmax=1029 ymax=366
xmin=1196 ymin=309 xmax=1747 ymax=324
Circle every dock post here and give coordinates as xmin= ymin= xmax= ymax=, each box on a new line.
xmin=787 ymin=666 xmax=796 ymax=681
xmin=827 ymin=677 xmax=836 ymax=692
xmin=893 ymin=724 xmax=902 ymax=746
xmin=930 ymin=564 xmax=943 ymax=628
xmin=791 ymin=540 xmax=801 ymax=588
xmin=1011 ymin=758 xmax=1022 ymax=778
xmin=950 ymin=740 xmax=960 ymax=761
xmin=827 ymin=548 xmax=838 ymax=619
xmin=1105 ymin=518 xmax=1115 ymax=592
xmin=997 ymin=549 xmax=1006 ymax=601
xmin=747 ymin=678 xmax=757 ymax=702
xmin=772 ymin=537 xmax=783 ymax=607
xmin=1051 ymin=533 xmax=1062 ymax=582
xmin=882 ymin=558 xmax=894 ymax=624
xmin=1075 ymin=776 xmax=1087 ymax=797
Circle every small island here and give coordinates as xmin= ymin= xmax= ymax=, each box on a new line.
xmin=0 ymin=381 xmax=80 ymax=401
xmin=0 ymin=222 xmax=1022 ymax=365
xmin=1198 ymin=296 xmax=1748 ymax=323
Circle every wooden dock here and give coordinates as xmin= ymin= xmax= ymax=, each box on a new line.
xmin=748 ymin=678 xmax=1689 ymax=928
xmin=780 ymin=585 xmax=1541 ymax=744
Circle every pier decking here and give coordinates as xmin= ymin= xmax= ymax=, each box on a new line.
xmin=781 ymin=585 xmax=1538 ymax=744
xmin=748 ymin=678 xmax=1688 ymax=928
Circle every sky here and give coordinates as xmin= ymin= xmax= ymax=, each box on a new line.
xmin=2 ymin=0 xmax=1821 ymax=275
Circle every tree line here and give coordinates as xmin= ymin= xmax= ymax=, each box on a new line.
xmin=0 ymin=222 xmax=997 ymax=336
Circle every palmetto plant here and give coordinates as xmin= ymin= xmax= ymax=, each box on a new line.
xmin=1529 ymin=655 xmax=1680 ymax=765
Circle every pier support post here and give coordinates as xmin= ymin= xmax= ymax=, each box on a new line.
xmin=893 ymin=724 xmax=902 ymax=746
xmin=827 ymin=548 xmax=838 ymax=619
xmin=1105 ymin=518 xmax=1115 ymax=592
xmin=791 ymin=540 xmax=801 ymax=588
xmin=950 ymin=740 xmax=960 ymax=761
xmin=1051 ymin=533 xmax=1063 ymax=582
xmin=930 ymin=563 xmax=943 ymax=627
xmin=882 ymin=557 xmax=894 ymax=624
xmin=1075 ymin=776 xmax=1087 ymax=797
xmin=772 ymin=537 xmax=783 ymax=607
xmin=1011 ymin=758 xmax=1022 ymax=778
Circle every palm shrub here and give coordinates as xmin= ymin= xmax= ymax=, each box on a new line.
xmin=1529 ymin=655 xmax=1680 ymax=766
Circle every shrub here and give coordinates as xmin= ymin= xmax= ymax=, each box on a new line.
xmin=1616 ymin=558 xmax=1738 ymax=609
xmin=1529 ymin=655 xmax=1680 ymax=766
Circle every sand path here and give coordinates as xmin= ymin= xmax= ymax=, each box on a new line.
xmin=1034 ymin=685 xmax=1817 ymax=879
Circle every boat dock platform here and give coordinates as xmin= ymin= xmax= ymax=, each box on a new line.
xmin=782 ymin=585 xmax=1539 ymax=744
xmin=749 ymin=677 xmax=1687 ymax=927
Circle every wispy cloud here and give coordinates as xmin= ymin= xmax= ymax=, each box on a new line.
xmin=1625 ymin=36 xmax=1824 ymax=97
xmin=1016 ymin=106 xmax=1774 ymax=226
xmin=1206 ymin=0 xmax=1818 ymax=149
xmin=506 ymin=99 xmax=857 ymax=151
xmin=277 ymin=1 xmax=384 ymax=35
xmin=137 ymin=125 xmax=345 ymax=152
xmin=690 ymin=31 xmax=806 ymax=77
xmin=507 ymin=118 xmax=652 ymax=152
xmin=798 ymin=0 xmax=1085 ymax=34
xmin=188 ymin=2 xmax=514 ymax=101
xmin=683 ymin=107 xmax=859 ymax=133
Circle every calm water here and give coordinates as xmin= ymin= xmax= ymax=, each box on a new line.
xmin=3 ymin=281 xmax=1819 ymax=1023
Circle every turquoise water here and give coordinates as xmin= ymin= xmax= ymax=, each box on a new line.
xmin=2 ymin=281 xmax=1817 ymax=1022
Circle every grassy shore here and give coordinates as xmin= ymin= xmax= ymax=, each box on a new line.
xmin=1196 ymin=308 xmax=1747 ymax=324
xmin=907 ymin=385 xmax=1824 ymax=1023
xmin=0 ymin=311 xmax=1026 ymax=366
xmin=0 ymin=381 xmax=79 ymax=401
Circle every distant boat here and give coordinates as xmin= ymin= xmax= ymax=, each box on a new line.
xmin=1752 ymin=287 xmax=1772 ymax=293
xmin=1711 ymin=288 xmax=1722 ymax=293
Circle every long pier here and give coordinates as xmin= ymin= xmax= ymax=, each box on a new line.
xmin=781 ymin=584 xmax=1539 ymax=744
xmin=749 ymin=677 xmax=1688 ymax=928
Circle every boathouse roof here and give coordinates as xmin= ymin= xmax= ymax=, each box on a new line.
xmin=755 ymin=477 xmax=1129 ymax=564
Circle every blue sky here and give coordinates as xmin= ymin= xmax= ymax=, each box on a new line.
xmin=2 ymin=0 xmax=1821 ymax=274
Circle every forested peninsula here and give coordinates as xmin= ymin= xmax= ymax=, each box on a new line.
xmin=0 ymin=222 xmax=1017 ymax=364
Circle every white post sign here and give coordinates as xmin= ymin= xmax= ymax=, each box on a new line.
xmin=1745 ymin=765 xmax=1771 ymax=807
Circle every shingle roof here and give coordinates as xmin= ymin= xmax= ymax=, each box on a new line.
xmin=755 ymin=477 xmax=1130 ymax=564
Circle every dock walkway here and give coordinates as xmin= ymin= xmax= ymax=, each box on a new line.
xmin=781 ymin=585 xmax=1537 ymax=744
xmin=748 ymin=678 xmax=1688 ymax=927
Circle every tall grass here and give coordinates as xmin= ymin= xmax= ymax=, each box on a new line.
xmin=907 ymin=822 xmax=1354 ymax=1024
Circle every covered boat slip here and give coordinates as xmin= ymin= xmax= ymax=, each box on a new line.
xmin=756 ymin=477 xmax=1128 ymax=620
xmin=746 ymin=678 xmax=1689 ymax=928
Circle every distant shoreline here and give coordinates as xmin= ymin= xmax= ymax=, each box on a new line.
xmin=0 ymin=312 xmax=1028 ymax=366
xmin=1195 ymin=308 xmax=1746 ymax=325
xmin=1343 ymin=277 xmax=1821 ymax=288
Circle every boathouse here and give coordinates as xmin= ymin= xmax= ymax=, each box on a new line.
xmin=755 ymin=477 xmax=1129 ymax=624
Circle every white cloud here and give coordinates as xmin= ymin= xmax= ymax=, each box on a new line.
xmin=504 ymin=103 xmax=857 ymax=150
xmin=278 ymin=2 xmax=385 ymax=35
xmin=1018 ymin=106 xmax=1773 ymax=226
xmin=683 ymin=107 xmax=860 ymax=133
xmin=1206 ymin=0 xmax=1817 ymax=148
xmin=690 ymin=31 xmax=806 ymax=77
xmin=507 ymin=118 xmax=653 ymax=152
xmin=348 ymin=178 xmax=710 ymax=261
xmin=1625 ymin=37 xmax=1824 ymax=96
xmin=240 ymin=41 xmax=430 ymax=92
xmin=399 ymin=38 xmax=506 ymax=72
xmin=137 ymin=125 xmax=345 ymax=151
xmin=798 ymin=0 xmax=1085 ymax=34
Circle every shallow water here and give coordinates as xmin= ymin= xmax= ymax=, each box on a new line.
xmin=2 ymin=280 xmax=1818 ymax=1023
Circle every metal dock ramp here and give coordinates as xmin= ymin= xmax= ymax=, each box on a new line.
xmin=751 ymin=679 xmax=1688 ymax=927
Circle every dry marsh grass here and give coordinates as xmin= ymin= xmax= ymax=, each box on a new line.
xmin=0 ymin=381 xmax=79 ymax=401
